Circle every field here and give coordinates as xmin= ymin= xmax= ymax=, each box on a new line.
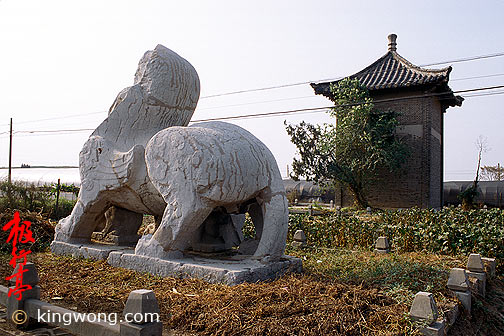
xmin=0 ymin=207 xmax=503 ymax=335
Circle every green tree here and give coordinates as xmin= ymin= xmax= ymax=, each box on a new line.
xmin=285 ymin=78 xmax=408 ymax=208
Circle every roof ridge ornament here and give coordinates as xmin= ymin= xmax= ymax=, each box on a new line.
xmin=388 ymin=34 xmax=397 ymax=52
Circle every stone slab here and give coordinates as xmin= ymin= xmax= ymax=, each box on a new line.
xmin=51 ymin=241 xmax=134 ymax=260
xmin=446 ymin=268 xmax=469 ymax=291
xmin=291 ymin=241 xmax=307 ymax=248
xmin=375 ymin=236 xmax=389 ymax=250
xmin=452 ymin=290 xmax=471 ymax=313
xmin=467 ymin=253 xmax=484 ymax=272
xmin=481 ymin=257 xmax=496 ymax=277
xmin=24 ymin=299 xmax=119 ymax=336
xmin=466 ymin=270 xmax=486 ymax=297
xmin=107 ymin=252 xmax=303 ymax=286
xmin=421 ymin=321 xmax=445 ymax=336
xmin=409 ymin=292 xmax=438 ymax=324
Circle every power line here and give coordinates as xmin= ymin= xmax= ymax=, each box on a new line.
xmin=14 ymin=128 xmax=95 ymax=134
xmin=198 ymin=95 xmax=318 ymax=110
xmin=0 ymin=111 xmax=107 ymax=127
xmin=196 ymin=73 xmax=504 ymax=111
xmin=191 ymin=85 xmax=504 ymax=123
xmin=451 ymin=73 xmax=504 ymax=82
xmin=420 ymin=51 xmax=504 ymax=67
xmin=200 ymin=51 xmax=504 ymax=99
xmin=2 ymin=84 xmax=504 ymax=137
xmin=1 ymin=69 xmax=503 ymax=128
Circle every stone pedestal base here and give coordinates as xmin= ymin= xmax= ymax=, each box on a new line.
xmin=50 ymin=241 xmax=134 ymax=260
xmin=51 ymin=241 xmax=302 ymax=285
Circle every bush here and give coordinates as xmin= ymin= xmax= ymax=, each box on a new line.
xmin=286 ymin=207 xmax=504 ymax=273
xmin=0 ymin=180 xmax=77 ymax=219
xmin=0 ymin=209 xmax=56 ymax=254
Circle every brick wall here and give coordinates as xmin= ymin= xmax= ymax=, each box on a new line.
xmin=332 ymin=90 xmax=444 ymax=208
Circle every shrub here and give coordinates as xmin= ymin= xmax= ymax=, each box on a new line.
xmin=286 ymin=207 xmax=504 ymax=273
xmin=0 ymin=180 xmax=77 ymax=219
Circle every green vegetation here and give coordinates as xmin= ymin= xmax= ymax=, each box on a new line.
xmin=285 ymin=78 xmax=408 ymax=208
xmin=244 ymin=207 xmax=504 ymax=273
xmin=0 ymin=180 xmax=78 ymax=219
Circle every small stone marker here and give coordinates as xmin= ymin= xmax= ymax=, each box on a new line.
xmin=446 ymin=268 xmax=469 ymax=291
xmin=453 ymin=290 xmax=471 ymax=313
xmin=366 ymin=206 xmax=372 ymax=214
xmin=467 ymin=254 xmax=484 ymax=272
xmin=481 ymin=257 xmax=496 ymax=277
xmin=329 ymin=200 xmax=334 ymax=208
xmin=294 ymin=198 xmax=298 ymax=205
xmin=466 ymin=254 xmax=487 ymax=296
xmin=374 ymin=236 xmax=390 ymax=254
xmin=409 ymin=292 xmax=445 ymax=336
xmin=291 ymin=230 xmax=307 ymax=248
xmin=446 ymin=267 xmax=472 ymax=312
xmin=7 ymin=262 xmax=41 ymax=329
xmin=120 ymin=289 xmax=162 ymax=336
xmin=409 ymin=292 xmax=438 ymax=324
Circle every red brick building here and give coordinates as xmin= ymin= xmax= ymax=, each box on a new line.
xmin=310 ymin=34 xmax=463 ymax=208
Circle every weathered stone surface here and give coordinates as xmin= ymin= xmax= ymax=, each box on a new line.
xmin=51 ymin=241 xmax=133 ymax=260
xmin=409 ymin=292 xmax=438 ymax=324
xmin=293 ymin=230 xmax=306 ymax=242
xmin=421 ymin=321 xmax=445 ymax=336
xmin=481 ymin=257 xmax=496 ymax=277
xmin=92 ymin=207 xmax=142 ymax=246
xmin=51 ymin=44 xmax=299 ymax=284
xmin=10 ymin=262 xmax=39 ymax=286
xmin=107 ymin=251 xmax=302 ymax=285
xmin=446 ymin=268 xmax=469 ymax=292
xmin=122 ymin=290 xmax=160 ymax=324
xmin=120 ymin=321 xmax=162 ymax=336
xmin=467 ymin=253 xmax=484 ymax=272
xmin=375 ymin=236 xmax=389 ymax=250
xmin=143 ymin=121 xmax=289 ymax=258
xmin=452 ymin=290 xmax=471 ymax=313
xmin=54 ymin=44 xmax=200 ymax=244
xmin=467 ymin=270 xmax=486 ymax=297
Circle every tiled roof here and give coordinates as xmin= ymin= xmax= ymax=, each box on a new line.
xmin=311 ymin=34 xmax=463 ymax=107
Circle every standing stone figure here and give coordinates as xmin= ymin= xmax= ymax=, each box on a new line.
xmin=53 ymin=45 xmax=289 ymax=259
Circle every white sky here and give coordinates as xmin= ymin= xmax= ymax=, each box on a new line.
xmin=0 ymin=0 xmax=503 ymax=182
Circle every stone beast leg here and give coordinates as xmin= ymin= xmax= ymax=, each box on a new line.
xmin=54 ymin=137 xmax=150 ymax=243
xmin=252 ymin=179 xmax=289 ymax=258
xmin=143 ymin=121 xmax=289 ymax=258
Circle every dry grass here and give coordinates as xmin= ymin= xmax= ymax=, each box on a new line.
xmin=0 ymin=253 xmax=419 ymax=335
xmin=0 ymin=208 xmax=502 ymax=335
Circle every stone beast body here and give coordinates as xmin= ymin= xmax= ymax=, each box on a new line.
xmin=52 ymin=44 xmax=288 ymax=260
xmin=141 ymin=121 xmax=289 ymax=258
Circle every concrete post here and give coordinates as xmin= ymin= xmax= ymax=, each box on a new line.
xmin=7 ymin=262 xmax=40 ymax=329
xmin=409 ymin=292 xmax=445 ymax=336
xmin=481 ymin=257 xmax=496 ymax=278
xmin=466 ymin=254 xmax=487 ymax=297
xmin=120 ymin=289 xmax=162 ymax=336
xmin=374 ymin=236 xmax=390 ymax=254
xmin=291 ymin=230 xmax=307 ymax=248
xmin=446 ymin=268 xmax=471 ymax=313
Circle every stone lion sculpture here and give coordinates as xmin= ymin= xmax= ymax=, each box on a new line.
xmin=53 ymin=45 xmax=289 ymax=259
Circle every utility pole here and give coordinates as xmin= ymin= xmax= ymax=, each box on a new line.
xmin=8 ymin=118 xmax=12 ymax=184
xmin=498 ymin=162 xmax=501 ymax=181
